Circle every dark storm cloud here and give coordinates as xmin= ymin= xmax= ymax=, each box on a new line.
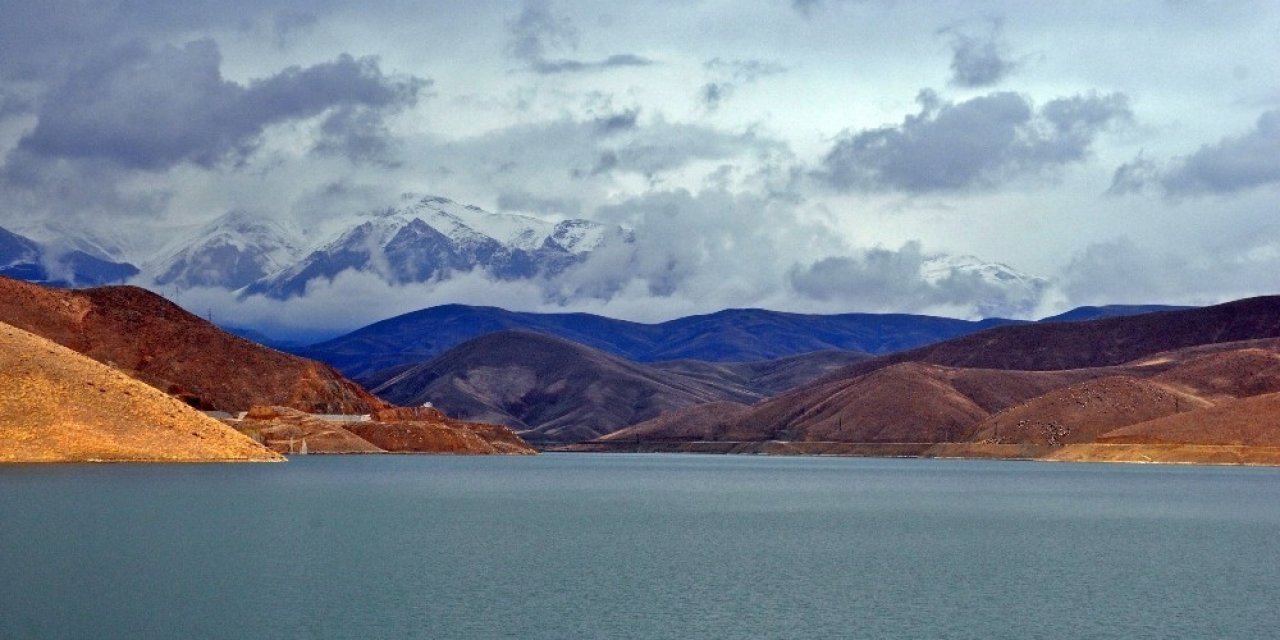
xmin=506 ymin=0 xmax=654 ymax=75
xmin=939 ymin=19 xmax=1017 ymax=88
xmin=789 ymin=241 xmax=1043 ymax=316
xmin=819 ymin=89 xmax=1131 ymax=193
xmin=15 ymin=39 xmax=427 ymax=170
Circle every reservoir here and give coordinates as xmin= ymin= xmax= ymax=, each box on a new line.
xmin=2 ymin=454 xmax=1278 ymax=639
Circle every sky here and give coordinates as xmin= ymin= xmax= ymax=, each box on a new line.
xmin=1 ymin=0 xmax=1278 ymax=331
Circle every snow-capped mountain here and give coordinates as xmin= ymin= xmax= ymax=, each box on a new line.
xmin=921 ymin=254 xmax=1049 ymax=318
xmin=144 ymin=211 xmax=304 ymax=291
xmin=239 ymin=195 xmax=629 ymax=299
xmin=0 ymin=225 xmax=139 ymax=287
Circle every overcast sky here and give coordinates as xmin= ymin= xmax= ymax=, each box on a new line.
xmin=1 ymin=0 xmax=1278 ymax=329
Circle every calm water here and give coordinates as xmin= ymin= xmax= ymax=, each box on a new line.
xmin=2 ymin=454 xmax=1279 ymax=639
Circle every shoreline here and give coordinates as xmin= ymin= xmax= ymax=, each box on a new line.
xmin=546 ymin=440 xmax=1280 ymax=467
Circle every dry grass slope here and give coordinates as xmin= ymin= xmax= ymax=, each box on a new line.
xmin=0 ymin=322 xmax=281 ymax=463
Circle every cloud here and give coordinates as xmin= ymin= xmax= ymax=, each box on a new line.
xmin=818 ymin=89 xmax=1131 ymax=193
xmin=1162 ymin=109 xmax=1280 ymax=195
xmin=939 ymin=18 xmax=1017 ymax=88
xmin=1107 ymin=154 xmax=1160 ymax=196
xmin=592 ymin=108 xmax=641 ymax=135
xmin=506 ymin=0 xmax=654 ymax=74
xmin=789 ymin=241 xmax=1046 ymax=317
xmin=402 ymin=113 xmax=788 ymax=218
xmin=701 ymin=58 xmax=788 ymax=110
xmin=531 ymin=54 xmax=655 ymax=75
xmin=1059 ymin=233 xmax=1280 ymax=307
xmin=506 ymin=0 xmax=577 ymax=62
xmin=311 ymin=106 xmax=402 ymax=167
xmin=273 ymin=10 xmax=318 ymax=48
xmin=14 ymin=39 xmax=427 ymax=170
xmin=0 ymin=88 xmax=33 ymax=119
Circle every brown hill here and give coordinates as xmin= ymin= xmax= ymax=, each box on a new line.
xmin=649 ymin=350 xmax=871 ymax=397
xmin=232 ymin=405 xmax=535 ymax=455
xmin=369 ymin=330 xmax=765 ymax=443
xmin=970 ymin=376 xmax=1212 ymax=446
xmin=1150 ymin=347 xmax=1280 ymax=401
xmin=652 ymin=299 xmax=1280 ymax=453
xmin=602 ymin=401 xmax=754 ymax=443
xmin=825 ymin=295 xmax=1280 ymax=380
xmin=0 ymin=276 xmax=385 ymax=413
xmin=718 ymin=363 xmax=1099 ymax=444
xmin=1097 ymin=392 xmax=1280 ymax=447
xmin=0 ymin=321 xmax=281 ymax=463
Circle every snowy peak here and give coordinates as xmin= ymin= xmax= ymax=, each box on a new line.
xmin=548 ymin=219 xmax=610 ymax=254
xmin=146 ymin=211 xmax=304 ymax=291
xmin=0 ymin=225 xmax=139 ymax=287
xmin=239 ymin=196 xmax=627 ymax=299
xmin=921 ymin=254 xmax=1049 ymax=317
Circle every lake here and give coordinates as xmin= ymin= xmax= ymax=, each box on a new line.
xmin=2 ymin=454 xmax=1278 ymax=639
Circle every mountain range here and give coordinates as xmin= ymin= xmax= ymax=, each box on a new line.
xmin=363 ymin=330 xmax=870 ymax=443
xmin=1 ymin=194 xmax=1055 ymax=324
xmin=301 ymin=304 xmax=1019 ymax=378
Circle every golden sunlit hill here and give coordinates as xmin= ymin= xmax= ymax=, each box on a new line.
xmin=0 ymin=321 xmax=281 ymax=463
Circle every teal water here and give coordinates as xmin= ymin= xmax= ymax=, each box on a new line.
xmin=2 ymin=454 xmax=1278 ymax=639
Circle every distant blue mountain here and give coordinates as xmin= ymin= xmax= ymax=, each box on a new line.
xmin=296 ymin=304 xmax=1024 ymax=377
xmin=1038 ymin=304 xmax=1194 ymax=323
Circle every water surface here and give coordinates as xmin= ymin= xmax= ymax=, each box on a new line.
xmin=2 ymin=454 xmax=1278 ymax=639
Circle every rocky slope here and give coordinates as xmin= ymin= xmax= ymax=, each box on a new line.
xmin=0 ymin=276 xmax=386 ymax=414
xmin=0 ymin=321 xmax=281 ymax=463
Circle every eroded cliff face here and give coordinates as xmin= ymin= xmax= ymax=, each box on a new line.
xmin=0 ymin=277 xmax=386 ymax=414
xmin=232 ymin=406 xmax=536 ymax=456
xmin=0 ymin=321 xmax=281 ymax=463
